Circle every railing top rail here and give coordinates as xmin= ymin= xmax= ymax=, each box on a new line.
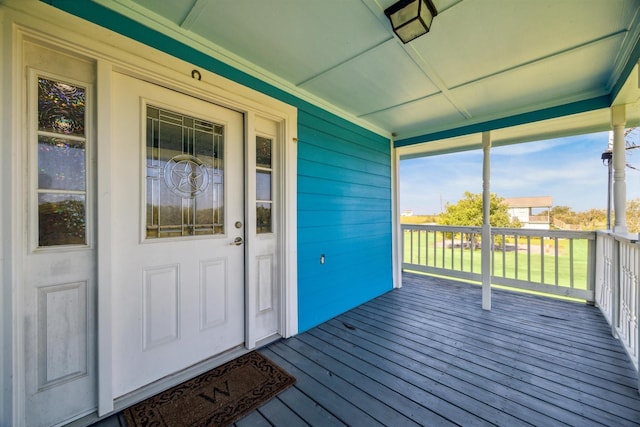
xmin=492 ymin=227 xmax=596 ymax=239
xmin=402 ymin=224 xmax=595 ymax=239
xmin=401 ymin=224 xmax=483 ymax=233
xmin=596 ymin=230 xmax=640 ymax=244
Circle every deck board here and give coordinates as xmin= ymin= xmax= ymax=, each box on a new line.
xmin=269 ymin=380 xmax=345 ymax=427
xmin=259 ymin=346 xmax=386 ymax=427
xmin=343 ymin=296 xmax=637 ymax=425
xmin=364 ymin=290 xmax=639 ymax=397
xmin=290 ymin=332 xmax=454 ymax=426
xmin=94 ymin=273 xmax=640 ymax=427
xmin=307 ymin=323 xmax=531 ymax=426
xmin=250 ymin=396 xmax=308 ymax=427
xmin=249 ymin=273 xmax=640 ymax=426
xmin=324 ymin=312 xmax=575 ymax=426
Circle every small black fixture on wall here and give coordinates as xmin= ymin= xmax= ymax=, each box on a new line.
xmin=384 ymin=0 xmax=438 ymax=44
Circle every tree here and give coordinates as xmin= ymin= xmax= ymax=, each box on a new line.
xmin=575 ymin=208 xmax=607 ymax=230
xmin=437 ymin=191 xmax=521 ymax=227
xmin=550 ymin=205 xmax=574 ymax=219
xmin=625 ymin=197 xmax=640 ymax=233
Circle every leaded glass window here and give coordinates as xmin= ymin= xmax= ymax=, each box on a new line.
xmin=146 ymin=106 xmax=224 ymax=238
xmin=256 ymin=136 xmax=272 ymax=233
xmin=36 ymin=77 xmax=87 ymax=246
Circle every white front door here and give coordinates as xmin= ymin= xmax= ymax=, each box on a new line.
xmin=110 ymin=73 xmax=245 ymax=397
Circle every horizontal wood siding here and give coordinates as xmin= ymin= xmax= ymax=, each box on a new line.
xmin=44 ymin=1 xmax=395 ymax=333
xmin=297 ymin=110 xmax=392 ymax=331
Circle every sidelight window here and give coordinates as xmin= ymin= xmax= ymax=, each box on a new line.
xmin=36 ymin=77 xmax=88 ymax=247
xmin=256 ymin=136 xmax=273 ymax=233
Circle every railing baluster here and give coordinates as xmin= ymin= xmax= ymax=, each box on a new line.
xmin=404 ymin=229 xmax=408 ymax=264
xmin=491 ymin=234 xmax=495 ymax=277
xmin=443 ymin=230 xmax=447 ymax=269
xmin=527 ymin=235 xmax=531 ymax=283
xmin=503 ymin=234 xmax=507 ymax=278
xmin=425 ymin=230 xmax=429 ymax=267
xmin=450 ymin=232 xmax=454 ymax=270
xmin=569 ymin=238 xmax=574 ymax=289
xmin=410 ymin=229 xmax=414 ymax=264
xmin=553 ymin=237 xmax=560 ymax=287
xmin=540 ymin=236 xmax=545 ymax=286
xmin=433 ymin=229 xmax=437 ymax=267
xmin=515 ymin=234 xmax=519 ymax=280
xmin=471 ymin=233 xmax=475 ymax=273
xmin=460 ymin=233 xmax=464 ymax=271
xmin=418 ymin=229 xmax=422 ymax=266
xmin=469 ymin=233 xmax=473 ymax=272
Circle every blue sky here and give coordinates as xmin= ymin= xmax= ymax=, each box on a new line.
xmin=400 ymin=131 xmax=640 ymax=215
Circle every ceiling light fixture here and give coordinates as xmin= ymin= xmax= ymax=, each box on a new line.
xmin=384 ymin=0 xmax=438 ymax=44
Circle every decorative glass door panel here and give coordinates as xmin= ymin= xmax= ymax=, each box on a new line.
xmin=36 ymin=77 xmax=87 ymax=247
xmin=146 ymin=106 xmax=224 ymax=238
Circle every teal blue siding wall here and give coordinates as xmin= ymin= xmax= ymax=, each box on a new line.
xmin=297 ymin=112 xmax=392 ymax=331
xmin=44 ymin=1 xmax=394 ymax=332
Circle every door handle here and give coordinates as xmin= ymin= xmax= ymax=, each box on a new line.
xmin=231 ymin=237 xmax=243 ymax=246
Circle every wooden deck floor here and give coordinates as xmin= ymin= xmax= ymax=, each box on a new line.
xmin=96 ymin=273 xmax=640 ymax=426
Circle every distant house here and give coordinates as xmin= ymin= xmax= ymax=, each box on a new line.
xmin=401 ymin=210 xmax=414 ymax=217
xmin=504 ymin=196 xmax=552 ymax=230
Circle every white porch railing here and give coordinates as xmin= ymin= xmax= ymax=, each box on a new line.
xmin=595 ymin=231 xmax=640 ymax=373
xmin=402 ymin=224 xmax=596 ymax=300
xmin=402 ymin=224 xmax=640 ymax=386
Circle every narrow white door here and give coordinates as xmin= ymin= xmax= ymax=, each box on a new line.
xmin=22 ymin=42 xmax=98 ymax=427
xmin=248 ymin=116 xmax=283 ymax=346
xmin=110 ymin=73 xmax=245 ymax=397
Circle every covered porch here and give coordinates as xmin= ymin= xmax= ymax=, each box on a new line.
xmin=96 ymin=272 xmax=640 ymax=426
xmin=2 ymin=1 xmax=640 ymax=425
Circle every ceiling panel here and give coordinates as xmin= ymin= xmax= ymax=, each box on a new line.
xmin=362 ymin=93 xmax=466 ymax=134
xmin=185 ymin=0 xmax=390 ymax=85
xmin=416 ymin=0 xmax=634 ymax=89
xmin=453 ymin=37 xmax=619 ymax=119
xmin=300 ymin=39 xmax=440 ymax=116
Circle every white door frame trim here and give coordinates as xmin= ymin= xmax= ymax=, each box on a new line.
xmin=3 ymin=2 xmax=297 ymax=421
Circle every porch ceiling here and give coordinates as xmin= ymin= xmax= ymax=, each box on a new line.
xmin=93 ymin=0 xmax=640 ymax=145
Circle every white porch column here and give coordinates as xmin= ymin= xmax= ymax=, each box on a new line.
xmin=482 ymin=131 xmax=492 ymax=310
xmin=392 ymin=144 xmax=402 ymax=289
xmin=611 ymin=105 xmax=627 ymax=234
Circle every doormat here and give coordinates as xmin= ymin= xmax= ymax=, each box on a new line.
xmin=123 ymin=351 xmax=295 ymax=427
